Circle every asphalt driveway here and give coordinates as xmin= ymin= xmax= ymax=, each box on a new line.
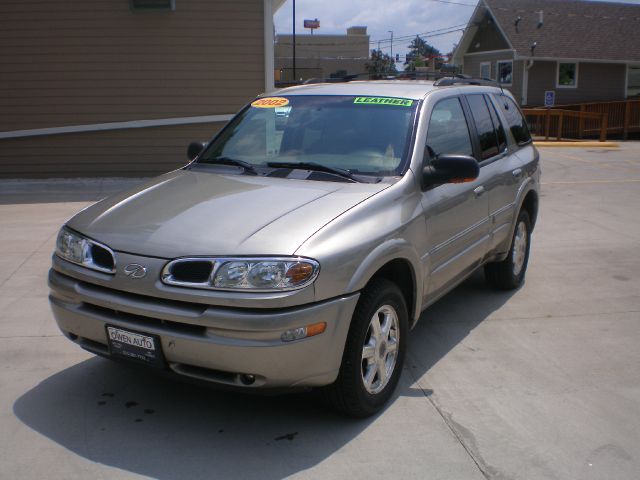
xmin=1 ymin=143 xmax=639 ymax=480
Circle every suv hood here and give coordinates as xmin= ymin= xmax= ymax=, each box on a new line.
xmin=68 ymin=170 xmax=389 ymax=258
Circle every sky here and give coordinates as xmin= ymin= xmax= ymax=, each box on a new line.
xmin=274 ymin=0 xmax=640 ymax=65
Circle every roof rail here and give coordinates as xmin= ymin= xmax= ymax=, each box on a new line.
xmin=434 ymin=74 xmax=499 ymax=87
xmin=434 ymin=74 xmax=507 ymax=97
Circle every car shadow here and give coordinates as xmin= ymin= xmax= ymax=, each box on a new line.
xmin=13 ymin=270 xmax=516 ymax=479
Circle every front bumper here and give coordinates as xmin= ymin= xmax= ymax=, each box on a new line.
xmin=49 ymin=268 xmax=359 ymax=388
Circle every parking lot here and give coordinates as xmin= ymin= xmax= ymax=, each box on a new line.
xmin=1 ymin=143 xmax=639 ymax=480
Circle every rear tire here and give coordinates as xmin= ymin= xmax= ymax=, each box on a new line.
xmin=322 ymin=278 xmax=408 ymax=417
xmin=485 ymin=210 xmax=531 ymax=290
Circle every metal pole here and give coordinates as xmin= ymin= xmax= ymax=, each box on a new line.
xmin=292 ymin=0 xmax=296 ymax=82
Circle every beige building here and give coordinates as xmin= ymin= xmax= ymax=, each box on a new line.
xmin=275 ymin=26 xmax=370 ymax=82
xmin=0 ymin=0 xmax=285 ymax=178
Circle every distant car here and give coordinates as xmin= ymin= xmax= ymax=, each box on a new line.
xmin=49 ymin=78 xmax=539 ymax=417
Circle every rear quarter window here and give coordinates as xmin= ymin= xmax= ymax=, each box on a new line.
xmin=492 ymin=94 xmax=532 ymax=146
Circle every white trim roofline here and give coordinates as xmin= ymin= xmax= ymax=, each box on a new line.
xmin=516 ymin=55 xmax=636 ymax=65
xmin=0 ymin=114 xmax=235 ymax=140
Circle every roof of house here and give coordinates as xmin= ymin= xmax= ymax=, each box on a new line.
xmin=463 ymin=0 xmax=640 ymax=62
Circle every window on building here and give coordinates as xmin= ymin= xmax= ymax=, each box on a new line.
xmin=557 ymin=63 xmax=578 ymax=88
xmin=497 ymin=60 xmax=513 ymax=85
xmin=480 ymin=62 xmax=491 ymax=80
xmin=466 ymin=94 xmax=500 ymax=160
xmin=426 ymin=98 xmax=474 ymax=159
xmin=492 ymin=94 xmax=532 ymax=146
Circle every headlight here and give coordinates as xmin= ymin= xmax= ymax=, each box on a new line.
xmin=55 ymin=227 xmax=116 ymax=274
xmin=162 ymin=257 xmax=319 ymax=291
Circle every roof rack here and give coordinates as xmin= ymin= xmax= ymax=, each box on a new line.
xmin=434 ymin=74 xmax=497 ymax=87
xmin=434 ymin=74 xmax=507 ymax=97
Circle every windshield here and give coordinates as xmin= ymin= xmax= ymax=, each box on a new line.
xmin=197 ymin=95 xmax=419 ymax=177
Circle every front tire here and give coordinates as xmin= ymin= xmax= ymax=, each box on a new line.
xmin=485 ymin=210 xmax=532 ymax=290
xmin=322 ymin=278 xmax=408 ymax=417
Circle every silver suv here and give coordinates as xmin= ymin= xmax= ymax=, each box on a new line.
xmin=49 ymin=79 xmax=539 ymax=417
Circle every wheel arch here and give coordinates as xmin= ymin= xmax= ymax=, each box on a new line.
xmin=346 ymin=240 xmax=422 ymax=327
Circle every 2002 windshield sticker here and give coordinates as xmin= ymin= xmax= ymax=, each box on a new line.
xmin=251 ymin=97 xmax=290 ymax=108
xmin=354 ymin=97 xmax=413 ymax=107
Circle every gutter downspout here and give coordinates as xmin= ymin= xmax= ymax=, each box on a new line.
xmin=264 ymin=0 xmax=275 ymax=93
xmin=522 ymin=59 xmax=534 ymax=106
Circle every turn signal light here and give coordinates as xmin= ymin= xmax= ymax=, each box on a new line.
xmin=281 ymin=322 xmax=327 ymax=342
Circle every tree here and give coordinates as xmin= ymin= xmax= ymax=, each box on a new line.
xmin=365 ymin=49 xmax=398 ymax=79
xmin=405 ymin=36 xmax=441 ymax=71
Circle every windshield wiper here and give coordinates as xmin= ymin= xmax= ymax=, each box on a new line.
xmin=203 ymin=156 xmax=258 ymax=175
xmin=266 ymin=162 xmax=358 ymax=182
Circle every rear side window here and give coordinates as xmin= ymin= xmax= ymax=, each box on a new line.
xmin=493 ymin=94 xmax=532 ymax=146
xmin=466 ymin=94 xmax=500 ymax=160
xmin=487 ymin=97 xmax=507 ymax=152
xmin=426 ymin=97 xmax=474 ymax=158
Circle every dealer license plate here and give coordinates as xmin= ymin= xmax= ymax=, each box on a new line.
xmin=106 ymin=325 xmax=164 ymax=368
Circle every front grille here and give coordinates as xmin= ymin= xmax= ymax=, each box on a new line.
xmin=81 ymin=302 xmax=207 ymax=336
xmin=168 ymin=260 xmax=214 ymax=283
xmin=90 ymin=244 xmax=115 ymax=271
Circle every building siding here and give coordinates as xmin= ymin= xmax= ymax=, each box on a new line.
xmin=0 ymin=123 xmax=224 ymax=178
xmin=526 ymin=61 xmax=627 ymax=106
xmin=0 ymin=0 xmax=265 ymax=177
xmin=463 ymin=52 xmax=525 ymax=104
xmin=466 ymin=13 xmax=511 ymax=54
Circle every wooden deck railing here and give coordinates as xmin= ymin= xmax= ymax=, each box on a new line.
xmin=523 ymin=99 xmax=640 ymax=141
xmin=554 ymin=99 xmax=640 ymax=139
xmin=523 ymin=108 xmax=608 ymax=142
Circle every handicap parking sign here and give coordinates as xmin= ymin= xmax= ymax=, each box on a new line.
xmin=544 ymin=91 xmax=555 ymax=108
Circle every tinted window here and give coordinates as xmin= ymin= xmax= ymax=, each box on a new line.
xmin=466 ymin=94 xmax=500 ymax=160
xmin=493 ymin=94 xmax=532 ymax=146
xmin=487 ymin=96 xmax=507 ymax=152
xmin=426 ymin=97 xmax=473 ymax=159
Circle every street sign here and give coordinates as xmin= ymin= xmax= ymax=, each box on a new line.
xmin=304 ymin=19 xmax=320 ymax=29
xmin=544 ymin=90 xmax=555 ymax=108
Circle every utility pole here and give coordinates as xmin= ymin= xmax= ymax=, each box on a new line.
xmin=292 ymin=0 xmax=296 ymax=82
xmin=388 ymin=30 xmax=394 ymax=59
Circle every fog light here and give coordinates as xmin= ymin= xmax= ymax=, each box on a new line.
xmin=281 ymin=322 xmax=326 ymax=342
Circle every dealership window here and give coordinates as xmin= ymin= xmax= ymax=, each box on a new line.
xmin=557 ymin=62 xmax=578 ymax=88
xmin=497 ymin=60 xmax=513 ymax=85
xmin=480 ymin=62 xmax=491 ymax=80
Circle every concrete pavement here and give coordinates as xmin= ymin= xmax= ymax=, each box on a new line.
xmin=1 ymin=143 xmax=639 ymax=479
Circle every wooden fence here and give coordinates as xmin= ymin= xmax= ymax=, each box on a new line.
xmin=523 ymin=108 xmax=608 ymax=141
xmin=523 ymin=99 xmax=640 ymax=141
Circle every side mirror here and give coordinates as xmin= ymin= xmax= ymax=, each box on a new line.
xmin=187 ymin=142 xmax=206 ymax=161
xmin=422 ymin=155 xmax=479 ymax=187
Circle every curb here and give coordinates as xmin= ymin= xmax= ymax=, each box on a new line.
xmin=534 ymin=141 xmax=619 ymax=148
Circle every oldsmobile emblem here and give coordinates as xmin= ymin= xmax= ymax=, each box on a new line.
xmin=123 ymin=263 xmax=147 ymax=279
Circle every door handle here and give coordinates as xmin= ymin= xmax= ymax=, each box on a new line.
xmin=473 ymin=186 xmax=485 ymax=197
xmin=512 ymin=168 xmax=523 ymax=178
